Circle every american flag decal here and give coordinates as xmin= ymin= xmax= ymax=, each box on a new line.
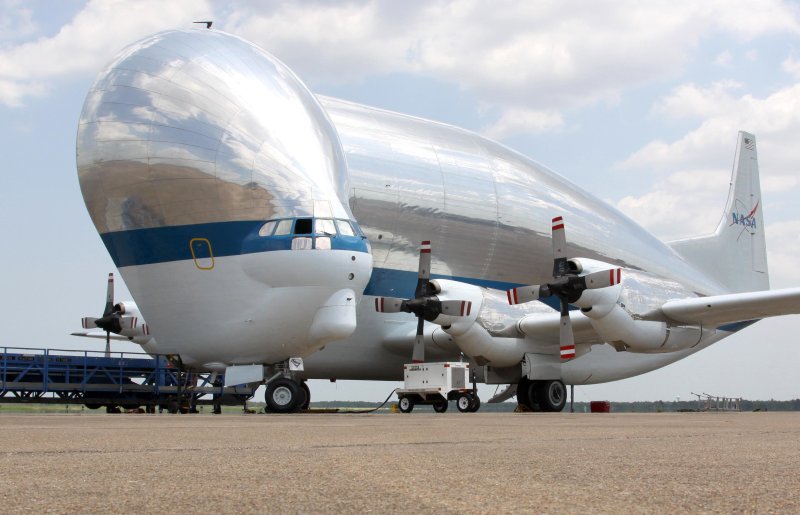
xmin=744 ymin=137 xmax=754 ymax=150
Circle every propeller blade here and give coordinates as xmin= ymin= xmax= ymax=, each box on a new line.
xmin=559 ymin=306 xmax=576 ymax=361
xmin=81 ymin=317 xmax=99 ymax=330
xmin=411 ymin=316 xmax=425 ymax=363
xmin=103 ymin=273 xmax=115 ymax=317
xmin=551 ymin=217 xmax=569 ymax=278
xmin=583 ymin=268 xmax=622 ymax=289
xmin=417 ymin=240 xmax=431 ymax=281
xmin=439 ymin=299 xmax=473 ymax=317
xmin=506 ymin=285 xmax=542 ymax=305
xmin=374 ymin=297 xmax=406 ymax=313
xmin=118 ymin=316 xmax=139 ymax=331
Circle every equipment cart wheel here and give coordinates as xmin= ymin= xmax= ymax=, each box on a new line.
xmin=433 ymin=399 xmax=448 ymax=413
xmin=469 ymin=395 xmax=481 ymax=412
xmin=398 ymin=396 xmax=414 ymax=413
xmin=456 ymin=393 xmax=474 ymax=413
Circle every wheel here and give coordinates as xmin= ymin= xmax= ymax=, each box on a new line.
xmin=294 ymin=383 xmax=308 ymax=413
xmin=457 ymin=393 xmax=473 ymax=413
xmin=535 ymin=379 xmax=567 ymax=412
xmin=469 ymin=395 xmax=481 ymax=413
xmin=398 ymin=396 xmax=414 ymax=413
xmin=265 ymin=378 xmax=301 ymax=413
xmin=299 ymin=381 xmax=311 ymax=411
xmin=516 ymin=377 xmax=531 ymax=407
xmin=517 ymin=378 xmax=541 ymax=411
xmin=433 ymin=399 xmax=448 ymax=413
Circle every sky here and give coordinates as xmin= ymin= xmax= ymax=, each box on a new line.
xmin=1 ymin=0 xmax=799 ymax=403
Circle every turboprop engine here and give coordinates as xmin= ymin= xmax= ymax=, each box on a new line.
xmin=571 ymin=259 xmax=704 ymax=353
xmin=509 ymin=217 xmax=704 ymax=356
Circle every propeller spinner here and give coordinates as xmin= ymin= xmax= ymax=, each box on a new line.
xmin=374 ymin=241 xmax=473 ymax=363
xmin=507 ymin=217 xmax=621 ymax=361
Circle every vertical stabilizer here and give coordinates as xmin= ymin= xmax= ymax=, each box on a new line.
xmin=669 ymin=132 xmax=769 ymax=293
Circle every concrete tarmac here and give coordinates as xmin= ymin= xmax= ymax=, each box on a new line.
xmin=0 ymin=411 xmax=798 ymax=513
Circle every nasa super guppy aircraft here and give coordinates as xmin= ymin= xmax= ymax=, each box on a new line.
xmin=74 ymin=29 xmax=800 ymax=413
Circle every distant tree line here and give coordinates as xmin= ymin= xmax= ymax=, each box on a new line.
xmin=304 ymin=399 xmax=800 ymax=412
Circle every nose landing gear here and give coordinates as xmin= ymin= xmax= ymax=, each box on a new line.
xmin=264 ymin=377 xmax=310 ymax=413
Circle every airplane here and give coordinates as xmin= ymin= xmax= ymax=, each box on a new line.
xmin=73 ymin=28 xmax=800 ymax=413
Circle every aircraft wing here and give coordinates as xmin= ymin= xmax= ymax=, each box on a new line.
xmin=641 ymin=287 xmax=800 ymax=327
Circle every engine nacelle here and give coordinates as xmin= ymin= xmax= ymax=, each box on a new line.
xmin=430 ymin=279 xmax=530 ymax=367
xmin=569 ymin=259 xmax=704 ymax=353
xmin=430 ymin=279 xmax=483 ymax=332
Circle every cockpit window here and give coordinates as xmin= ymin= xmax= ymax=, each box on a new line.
xmin=294 ymin=218 xmax=313 ymax=235
xmin=273 ymin=219 xmax=292 ymax=236
xmin=336 ymin=219 xmax=356 ymax=237
xmin=315 ymin=218 xmax=336 ymax=235
xmin=258 ymin=220 xmax=277 ymax=237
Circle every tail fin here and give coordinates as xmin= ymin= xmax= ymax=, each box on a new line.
xmin=669 ymin=131 xmax=769 ymax=293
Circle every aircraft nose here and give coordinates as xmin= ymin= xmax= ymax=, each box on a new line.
xmin=77 ymin=28 xmax=351 ymax=237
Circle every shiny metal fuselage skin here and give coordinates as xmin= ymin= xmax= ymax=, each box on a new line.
xmin=76 ymin=29 xmax=734 ymax=383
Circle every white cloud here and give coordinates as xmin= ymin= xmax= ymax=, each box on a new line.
xmin=766 ymin=220 xmax=800 ymax=287
xmin=222 ymin=0 xmax=800 ymax=136
xmin=781 ymin=54 xmax=800 ymax=79
xmin=0 ymin=0 xmax=38 ymax=47
xmin=0 ymin=0 xmax=211 ymax=107
xmin=651 ymin=80 xmax=742 ymax=120
xmin=482 ymin=108 xmax=564 ymax=139
xmin=617 ymin=83 xmax=800 ymax=175
xmin=713 ymin=50 xmax=733 ymax=67
xmin=616 ymin=169 xmax=729 ymax=240
xmin=3 ymin=0 xmax=800 ymax=133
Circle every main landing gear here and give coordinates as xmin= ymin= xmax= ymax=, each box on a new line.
xmin=516 ymin=377 xmax=567 ymax=412
xmin=264 ymin=378 xmax=310 ymax=413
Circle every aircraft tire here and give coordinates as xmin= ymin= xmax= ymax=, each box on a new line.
xmin=517 ymin=378 xmax=532 ymax=407
xmin=517 ymin=378 xmax=542 ymax=411
xmin=398 ymin=396 xmax=414 ymax=413
xmin=456 ymin=393 xmax=473 ymax=412
xmin=299 ymin=381 xmax=311 ymax=411
xmin=294 ymin=383 xmax=308 ymax=413
xmin=433 ymin=399 xmax=448 ymax=413
xmin=536 ymin=379 xmax=567 ymax=412
xmin=265 ymin=378 xmax=301 ymax=414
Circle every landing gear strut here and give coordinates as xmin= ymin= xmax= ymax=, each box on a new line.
xmin=517 ymin=378 xmax=567 ymax=412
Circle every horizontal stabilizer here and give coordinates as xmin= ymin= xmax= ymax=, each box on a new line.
xmin=641 ymin=287 xmax=800 ymax=326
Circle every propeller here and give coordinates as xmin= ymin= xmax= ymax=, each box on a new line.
xmin=81 ymin=273 xmax=138 ymax=356
xmin=374 ymin=241 xmax=473 ymax=363
xmin=507 ymin=217 xmax=621 ymax=361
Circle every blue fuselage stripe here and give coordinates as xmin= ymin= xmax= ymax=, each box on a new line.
xmin=100 ymin=221 xmax=370 ymax=268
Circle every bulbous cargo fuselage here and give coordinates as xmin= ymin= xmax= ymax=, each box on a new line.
xmin=77 ymin=30 xmax=372 ymax=367
xmin=77 ymin=29 xmax=728 ymax=380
